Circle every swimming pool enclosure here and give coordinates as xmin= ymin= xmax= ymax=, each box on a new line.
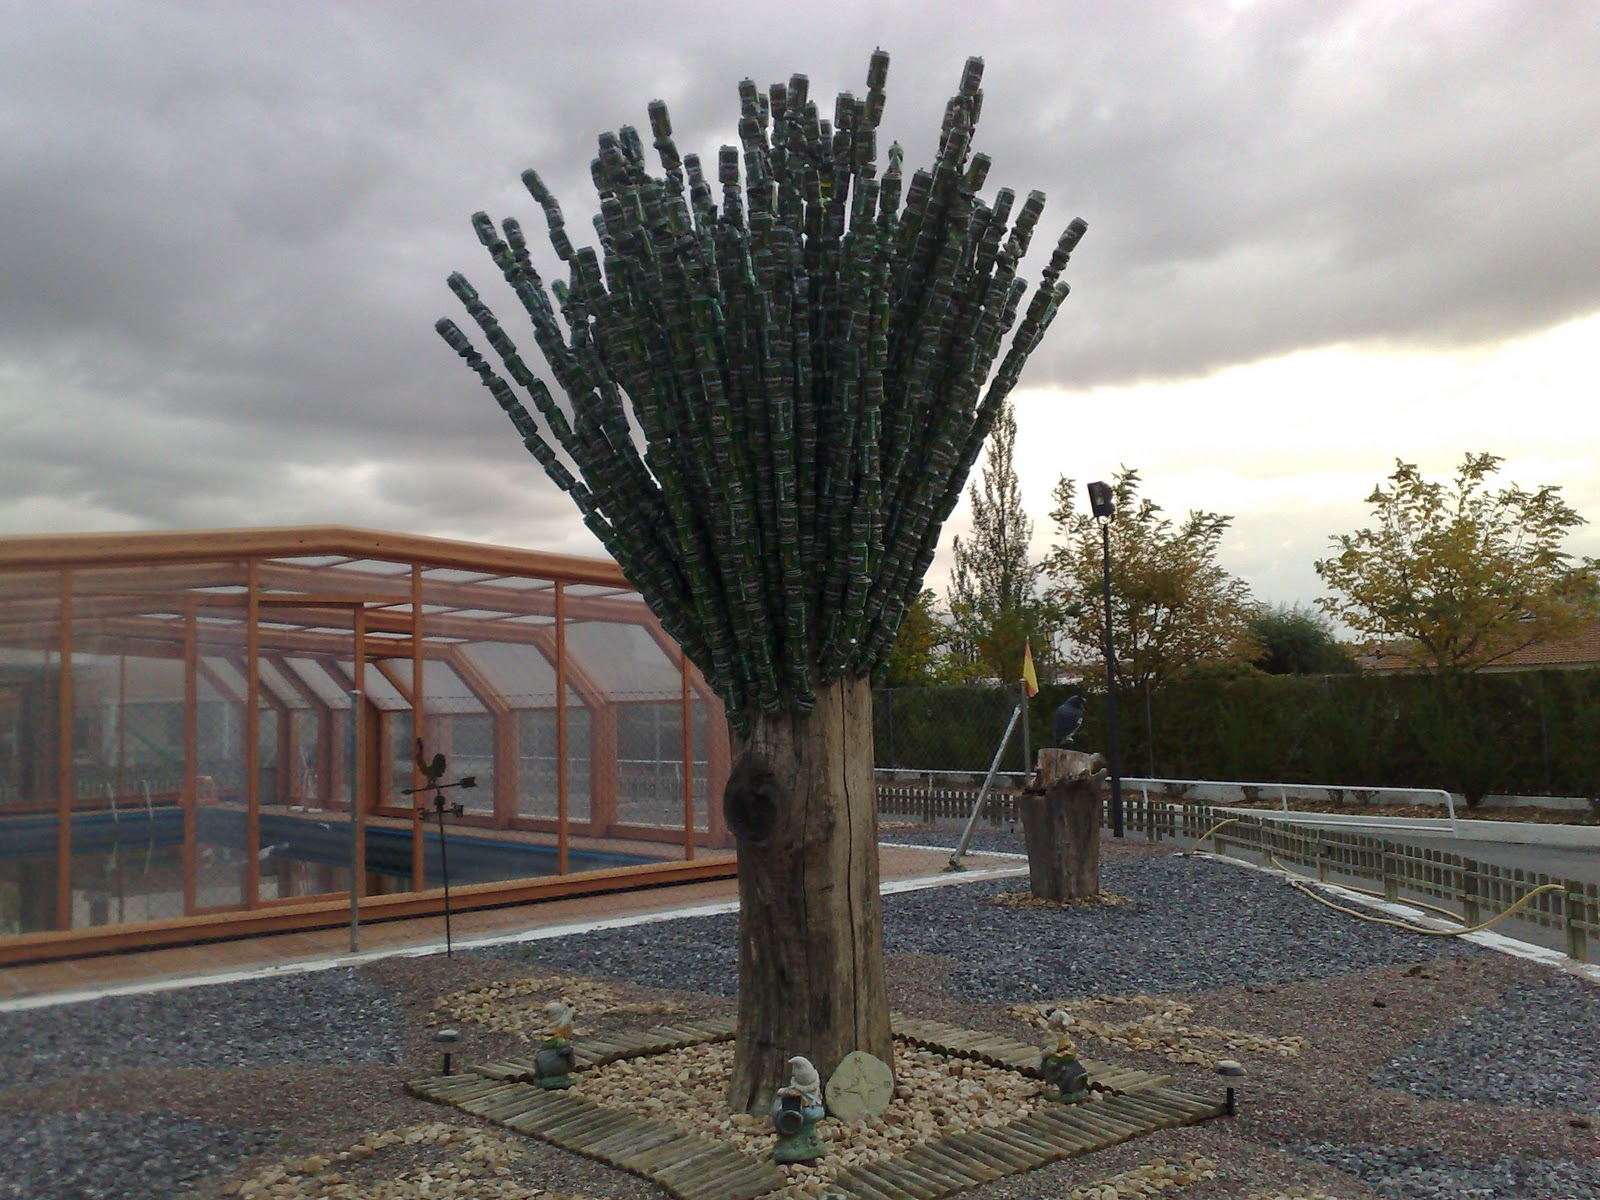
xmin=0 ymin=526 xmax=735 ymax=963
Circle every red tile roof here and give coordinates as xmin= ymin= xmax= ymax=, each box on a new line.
xmin=1358 ymin=619 xmax=1600 ymax=671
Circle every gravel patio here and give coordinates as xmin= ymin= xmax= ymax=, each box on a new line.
xmin=3 ymin=830 xmax=1597 ymax=1200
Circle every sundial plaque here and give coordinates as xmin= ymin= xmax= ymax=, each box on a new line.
xmin=824 ymin=1049 xmax=894 ymax=1121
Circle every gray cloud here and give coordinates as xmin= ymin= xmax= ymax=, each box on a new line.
xmin=2 ymin=0 xmax=1597 ymax=606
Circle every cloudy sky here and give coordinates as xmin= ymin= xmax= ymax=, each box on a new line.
xmin=4 ymin=0 xmax=1597 ymax=612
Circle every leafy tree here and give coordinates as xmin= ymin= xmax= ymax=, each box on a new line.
xmin=1042 ymin=468 xmax=1257 ymax=689
xmin=946 ymin=401 xmax=1060 ymax=682
xmin=1249 ymin=604 xmax=1358 ymax=675
xmin=436 ymin=54 xmax=1087 ymax=1110
xmin=1316 ymin=454 xmax=1599 ymax=671
xmin=884 ymin=590 xmax=957 ymax=686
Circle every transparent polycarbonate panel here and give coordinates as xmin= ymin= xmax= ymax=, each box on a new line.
xmin=516 ymin=705 xmax=591 ymax=824
xmin=455 ymin=641 xmax=556 ymax=706
xmin=286 ymin=709 xmax=325 ymax=808
xmin=689 ymin=696 xmax=718 ymax=832
xmin=0 ymin=586 xmax=63 ymax=935
xmin=563 ymin=619 xmax=681 ymax=699
xmin=615 ymin=700 xmax=694 ymax=829
xmin=71 ymin=586 xmax=193 ymax=927
xmin=418 ymin=658 xmax=490 ymax=710
xmin=192 ymin=651 xmax=249 ymax=911
xmin=281 ymin=657 xmax=353 ymax=707
xmin=358 ymin=663 xmax=409 ymax=713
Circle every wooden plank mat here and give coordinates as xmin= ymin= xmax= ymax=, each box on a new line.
xmin=411 ymin=1014 xmax=1224 ymax=1200
xmin=407 ymin=1073 xmax=783 ymax=1200
xmin=470 ymin=1014 xmax=739 ymax=1082
xmin=889 ymin=1013 xmax=1169 ymax=1094
xmin=831 ymin=1085 xmax=1224 ymax=1200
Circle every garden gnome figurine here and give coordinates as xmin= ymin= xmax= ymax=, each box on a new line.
xmin=543 ymin=999 xmax=576 ymax=1040
xmin=1041 ymin=1009 xmax=1090 ymax=1103
xmin=533 ymin=999 xmax=577 ymax=1090
xmin=771 ymin=1055 xmax=826 ymax=1164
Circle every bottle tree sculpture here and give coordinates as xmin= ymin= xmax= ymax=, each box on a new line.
xmin=437 ymin=52 xmax=1086 ymax=1112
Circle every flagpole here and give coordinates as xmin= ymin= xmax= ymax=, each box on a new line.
xmin=1020 ymin=675 xmax=1031 ymax=777
xmin=1020 ymin=640 xmax=1037 ymax=778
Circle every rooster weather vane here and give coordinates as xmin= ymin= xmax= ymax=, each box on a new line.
xmin=403 ymin=739 xmax=477 ymax=956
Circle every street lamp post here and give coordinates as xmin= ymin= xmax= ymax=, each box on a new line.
xmin=1086 ymin=481 xmax=1124 ymax=838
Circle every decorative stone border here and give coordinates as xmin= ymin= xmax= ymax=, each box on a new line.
xmin=408 ymin=1014 xmax=1224 ymax=1200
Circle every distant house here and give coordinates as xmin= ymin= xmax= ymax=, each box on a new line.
xmin=1357 ymin=618 xmax=1600 ymax=673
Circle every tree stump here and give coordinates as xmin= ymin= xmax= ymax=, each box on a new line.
xmin=722 ymin=675 xmax=893 ymax=1115
xmin=1017 ymin=748 xmax=1107 ymax=901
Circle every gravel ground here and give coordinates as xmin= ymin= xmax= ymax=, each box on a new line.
xmin=2 ymin=834 xmax=1596 ymax=1200
xmin=5 ymin=970 xmax=402 ymax=1087
xmin=484 ymin=853 xmax=1486 ymax=1002
xmin=1373 ymin=971 xmax=1600 ymax=1113
xmin=1293 ymin=1143 xmax=1600 ymax=1200
xmin=0 ymin=1112 xmax=278 ymax=1200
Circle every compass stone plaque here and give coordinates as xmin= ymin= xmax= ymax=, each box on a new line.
xmin=825 ymin=1050 xmax=895 ymax=1121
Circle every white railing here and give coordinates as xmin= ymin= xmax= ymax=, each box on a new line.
xmin=1122 ymin=775 xmax=1458 ymax=833
xmin=873 ymin=768 xmax=1460 ymax=834
xmin=875 ymin=767 xmax=1030 ymax=788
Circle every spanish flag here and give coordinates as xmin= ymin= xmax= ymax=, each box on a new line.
xmin=1022 ymin=640 xmax=1040 ymax=698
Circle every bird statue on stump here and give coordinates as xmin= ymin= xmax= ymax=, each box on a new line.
xmin=1052 ymin=695 xmax=1086 ymax=747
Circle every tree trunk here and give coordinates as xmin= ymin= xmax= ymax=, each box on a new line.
xmin=1017 ymin=749 xmax=1106 ymax=901
xmin=722 ymin=674 xmax=893 ymax=1115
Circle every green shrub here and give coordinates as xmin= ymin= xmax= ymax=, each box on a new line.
xmin=874 ymin=669 xmax=1600 ymax=798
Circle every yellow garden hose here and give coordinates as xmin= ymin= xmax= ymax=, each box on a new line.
xmin=1268 ymin=854 xmax=1467 ymax=923
xmin=1190 ymin=818 xmax=1569 ymax=940
xmin=1192 ymin=817 xmax=1241 ymax=849
xmin=1270 ymin=855 xmax=1567 ymax=938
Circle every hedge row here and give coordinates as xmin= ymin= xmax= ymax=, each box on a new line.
xmin=873 ymin=670 xmax=1600 ymax=802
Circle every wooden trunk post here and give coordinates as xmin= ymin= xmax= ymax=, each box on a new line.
xmin=723 ymin=675 xmax=892 ymax=1114
xmin=1018 ymin=748 xmax=1107 ymax=901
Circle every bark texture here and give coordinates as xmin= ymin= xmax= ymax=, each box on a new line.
xmin=723 ymin=675 xmax=893 ymax=1114
xmin=1018 ymin=748 xmax=1107 ymax=901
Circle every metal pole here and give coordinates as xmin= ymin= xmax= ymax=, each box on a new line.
xmin=1144 ymin=678 xmax=1156 ymax=779
xmin=436 ymin=793 xmax=454 ymax=957
xmin=1020 ymin=677 xmax=1031 ymax=778
xmin=1100 ymin=521 xmax=1124 ymax=837
xmin=949 ymin=702 xmax=1022 ymax=869
xmin=348 ymin=688 xmax=361 ymax=953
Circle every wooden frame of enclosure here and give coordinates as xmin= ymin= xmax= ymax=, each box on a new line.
xmin=0 ymin=526 xmax=734 ymax=965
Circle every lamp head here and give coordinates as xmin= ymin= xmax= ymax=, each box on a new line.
xmin=1087 ymin=480 xmax=1115 ymax=521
